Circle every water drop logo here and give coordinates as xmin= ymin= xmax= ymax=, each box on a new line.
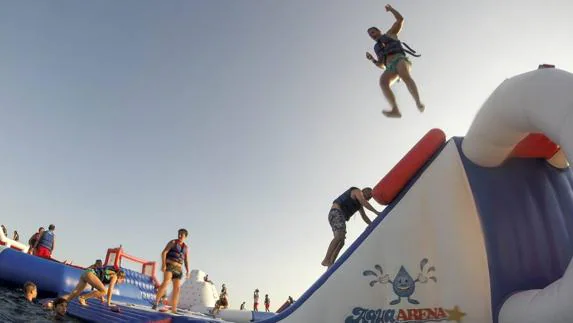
xmin=363 ymin=258 xmax=437 ymax=305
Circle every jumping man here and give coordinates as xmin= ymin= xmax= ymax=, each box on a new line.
xmin=366 ymin=4 xmax=424 ymax=118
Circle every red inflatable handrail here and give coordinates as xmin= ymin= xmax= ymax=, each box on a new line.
xmin=510 ymin=133 xmax=559 ymax=159
xmin=372 ymin=128 xmax=446 ymax=205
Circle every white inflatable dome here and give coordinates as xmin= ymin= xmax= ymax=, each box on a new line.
xmin=174 ymin=269 xmax=219 ymax=311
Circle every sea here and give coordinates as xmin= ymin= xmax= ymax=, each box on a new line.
xmin=0 ymin=285 xmax=81 ymax=322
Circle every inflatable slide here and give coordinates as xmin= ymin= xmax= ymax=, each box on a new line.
xmin=1 ymin=65 xmax=572 ymax=323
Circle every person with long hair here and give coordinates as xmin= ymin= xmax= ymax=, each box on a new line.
xmin=63 ymin=266 xmax=126 ymax=307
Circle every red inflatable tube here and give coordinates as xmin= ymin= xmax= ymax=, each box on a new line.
xmin=372 ymin=128 xmax=446 ymax=205
xmin=510 ymin=133 xmax=559 ymax=159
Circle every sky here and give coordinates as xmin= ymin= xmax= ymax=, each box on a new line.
xmin=0 ymin=0 xmax=572 ymax=311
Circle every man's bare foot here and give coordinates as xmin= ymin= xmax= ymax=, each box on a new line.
xmin=417 ymin=102 xmax=425 ymax=112
xmin=79 ymin=296 xmax=88 ymax=306
xmin=382 ymin=108 xmax=402 ymax=118
xmin=321 ymin=259 xmax=331 ymax=267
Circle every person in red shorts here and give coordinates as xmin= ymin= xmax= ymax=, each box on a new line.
xmin=264 ymin=294 xmax=270 ymax=312
xmin=33 ymin=224 xmax=56 ymax=259
xmin=253 ymin=289 xmax=259 ymax=311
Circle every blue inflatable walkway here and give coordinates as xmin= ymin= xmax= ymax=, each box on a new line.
xmin=64 ymin=298 xmax=223 ymax=323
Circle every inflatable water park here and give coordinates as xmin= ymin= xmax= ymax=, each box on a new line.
xmin=1 ymin=65 xmax=573 ymax=322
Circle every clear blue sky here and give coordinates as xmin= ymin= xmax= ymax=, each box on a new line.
xmin=0 ymin=0 xmax=571 ymax=310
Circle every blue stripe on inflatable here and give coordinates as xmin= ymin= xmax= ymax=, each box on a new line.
xmin=455 ymin=137 xmax=573 ymax=323
xmin=0 ymin=248 xmax=74 ymax=295
xmin=251 ymin=311 xmax=276 ymax=321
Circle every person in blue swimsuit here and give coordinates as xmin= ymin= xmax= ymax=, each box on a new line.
xmin=366 ymin=4 xmax=425 ymax=118
xmin=321 ymin=187 xmax=381 ymax=267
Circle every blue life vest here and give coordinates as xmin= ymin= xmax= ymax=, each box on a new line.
xmin=374 ymin=34 xmax=420 ymax=66
xmin=38 ymin=231 xmax=54 ymax=251
xmin=166 ymin=240 xmax=187 ymax=264
xmin=333 ymin=187 xmax=362 ymax=221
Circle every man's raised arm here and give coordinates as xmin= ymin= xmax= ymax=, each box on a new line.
xmin=385 ymin=4 xmax=404 ymax=36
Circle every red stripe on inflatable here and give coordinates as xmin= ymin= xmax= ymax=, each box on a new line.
xmin=372 ymin=128 xmax=446 ymax=205
xmin=510 ymin=133 xmax=559 ymax=159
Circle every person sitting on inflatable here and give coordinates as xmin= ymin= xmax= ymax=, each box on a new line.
xmin=210 ymin=291 xmax=229 ymax=316
xmin=63 ymin=266 xmax=125 ymax=307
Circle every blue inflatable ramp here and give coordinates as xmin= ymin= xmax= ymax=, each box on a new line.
xmin=65 ymin=299 xmax=170 ymax=323
xmin=65 ymin=298 xmax=222 ymax=323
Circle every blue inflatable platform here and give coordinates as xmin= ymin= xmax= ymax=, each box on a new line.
xmin=64 ymin=298 xmax=221 ymax=323
xmin=0 ymin=244 xmax=275 ymax=322
xmin=0 ymin=246 xmax=156 ymax=306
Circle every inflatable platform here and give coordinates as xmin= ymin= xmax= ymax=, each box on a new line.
xmin=0 ymin=228 xmax=29 ymax=253
xmin=1 ymin=65 xmax=573 ymax=322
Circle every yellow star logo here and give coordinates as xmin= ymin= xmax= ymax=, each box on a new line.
xmin=445 ymin=305 xmax=466 ymax=323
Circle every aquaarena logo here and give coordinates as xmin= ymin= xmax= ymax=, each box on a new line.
xmin=345 ymin=258 xmax=466 ymax=323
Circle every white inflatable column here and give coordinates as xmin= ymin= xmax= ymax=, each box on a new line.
xmin=176 ymin=269 xmax=218 ymax=311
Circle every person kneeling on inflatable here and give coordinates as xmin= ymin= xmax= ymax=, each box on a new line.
xmin=63 ymin=267 xmax=125 ymax=307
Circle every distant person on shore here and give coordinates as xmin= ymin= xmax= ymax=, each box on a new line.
xmin=240 ymin=301 xmax=246 ymax=310
xmin=264 ymin=294 xmax=271 ymax=312
xmin=13 ymin=230 xmax=19 ymax=241
xmin=1 ymin=224 xmax=7 ymax=237
xmin=253 ymin=289 xmax=260 ymax=311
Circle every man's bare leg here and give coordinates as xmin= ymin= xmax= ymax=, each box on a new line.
xmin=396 ymin=60 xmax=424 ymax=112
xmin=380 ymin=71 xmax=401 ymax=118
xmin=154 ymin=271 xmax=173 ymax=308
xmin=322 ymin=235 xmax=341 ymax=267
xmin=328 ymin=231 xmax=346 ymax=266
xmin=321 ymin=231 xmax=346 ymax=267
xmin=171 ymin=278 xmax=181 ymax=314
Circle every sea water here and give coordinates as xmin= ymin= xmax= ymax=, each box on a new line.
xmin=0 ymin=285 xmax=81 ymax=322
